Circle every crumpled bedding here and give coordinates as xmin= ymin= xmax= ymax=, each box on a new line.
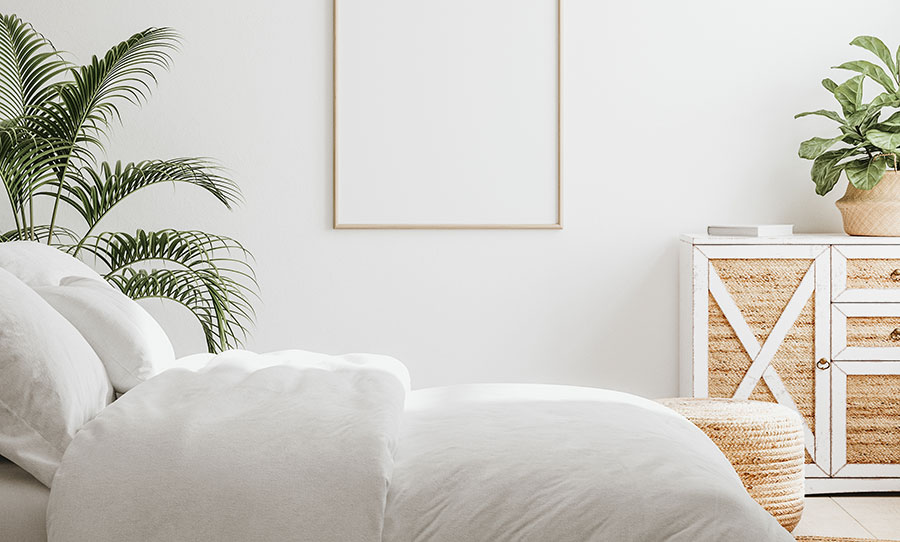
xmin=45 ymin=351 xmax=792 ymax=541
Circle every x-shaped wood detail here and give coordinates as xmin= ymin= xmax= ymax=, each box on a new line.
xmin=708 ymin=264 xmax=817 ymax=459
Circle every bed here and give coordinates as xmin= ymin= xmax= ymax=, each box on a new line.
xmin=0 ymin=457 xmax=49 ymax=542
xmin=1 ymin=374 xmax=794 ymax=541
xmin=2 ymin=374 xmax=793 ymax=542
xmin=0 ymin=241 xmax=795 ymax=541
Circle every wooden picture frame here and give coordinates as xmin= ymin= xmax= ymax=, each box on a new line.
xmin=333 ymin=0 xmax=562 ymax=229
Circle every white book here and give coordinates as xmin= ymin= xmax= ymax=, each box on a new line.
xmin=707 ymin=224 xmax=794 ymax=237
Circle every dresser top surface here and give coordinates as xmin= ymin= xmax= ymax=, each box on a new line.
xmin=681 ymin=233 xmax=900 ymax=245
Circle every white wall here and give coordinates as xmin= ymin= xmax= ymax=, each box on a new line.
xmin=6 ymin=0 xmax=896 ymax=396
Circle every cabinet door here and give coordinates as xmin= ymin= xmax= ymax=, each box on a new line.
xmin=691 ymin=245 xmax=831 ymax=476
xmin=832 ymin=362 xmax=900 ymax=478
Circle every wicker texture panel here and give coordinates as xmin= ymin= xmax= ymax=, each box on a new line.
xmin=658 ymin=398 xmax=805 ymax=532
xmin=769 ymin=296 xmax=816 ymax=434
xmin=846 ymin=374 xmax=900 ymax=464
xmin=845 ymin=316 xmax=900 ymax=348
xmin=846 ymin=258 xmax=900 ymax=290
xmin=796 ymin=538 xmax=900 ymax=542
xmin=708 ymin=292 xmax=750 ymax=399
xmin=707 ymin=259 xmax=816 ymax=440
xmin=711 ymin=259 xmax=812 ymax=345
xmin=750 ymin=379 xmax=777 ymax=403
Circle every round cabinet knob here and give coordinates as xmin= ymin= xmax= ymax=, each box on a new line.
xmin=891 ymin=269 xmax=900 ymax=282
xmin=891 ymin=328 xmax=900 ymax=342
xmin=816 ymin=358 xmax=831 ymax=370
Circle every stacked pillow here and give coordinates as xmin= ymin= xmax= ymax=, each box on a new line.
xmin=0 ymin=242 xmax=176 ymax=487
xmin=37 ymin=276 xmax=177 ymax=392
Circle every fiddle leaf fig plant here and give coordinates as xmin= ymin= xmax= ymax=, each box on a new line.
xmin=796 ymin=36 xmax=900 ymax=195
xmin=0 ymin=14 xmax=257 ymax=353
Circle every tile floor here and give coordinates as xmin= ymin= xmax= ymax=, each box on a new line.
xmin=793 ymin=496 xmax=900 ymax=539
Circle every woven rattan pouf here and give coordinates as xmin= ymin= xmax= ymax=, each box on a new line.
xmin=657 ymin=397 xmax=805 ymax=532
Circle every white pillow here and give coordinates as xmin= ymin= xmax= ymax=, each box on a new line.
xmin=0 ymin=268 xmax=113 ymax=487
xmin=36 ymin=277 xmax=176 ymax=394
xmin=0 ymin=241 xmax=103 ymax=287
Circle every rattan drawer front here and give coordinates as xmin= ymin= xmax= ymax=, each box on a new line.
xmin=834 ymin=246 xmax=900 ymax=302
xmin=846 ymin=259 xmax=900 ymax=290
xmin=845 ymin=316 xmax=900 ymax=348
xmin=833 ymin=304 xmax=900 ymax=360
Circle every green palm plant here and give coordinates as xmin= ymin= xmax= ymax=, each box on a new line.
xmin=0 ymin=14 xmax=256 ymax=353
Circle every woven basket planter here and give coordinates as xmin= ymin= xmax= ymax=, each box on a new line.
xmin=658 ymin=398 xmax=805 ymax=532
xmin=836 ymin=170 xmax=900 ymax=236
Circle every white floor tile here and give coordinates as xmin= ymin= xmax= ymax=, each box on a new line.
xmin=793 ymin=497 xmax=874 ymax=538
xmin=833 ymin=496 xmax=900 ymax=540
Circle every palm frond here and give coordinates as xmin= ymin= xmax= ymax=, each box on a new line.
xmin=107 ymin=268 xmax=251 ymax=354
xmin=47 ymin=27 xmax=179 ymax=147
xmin=52 ymin=158 xmax=240 ymax=235
xmin=0 ymin=223 xmax=76 ymax=242
xmin=0 ymin=14 xmax=70 ymax=122
xmin=0 ymin=127 xmax=81 ymax=236
xmin=71 ymin=229 xmax=257 ymax=352
xmin=40 ymin=27 xmax=179 ymax=240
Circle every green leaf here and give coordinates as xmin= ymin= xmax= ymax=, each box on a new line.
xmin=823 ymin=78 xmax=839 ymax=92
xmin=799 ymin=136 xmax=845 ymax=160
xmin=839 ymin=125 xmax=863 ymax=143
xmin=794 ymin=109 xmax=844 ymax=124
xmin=877 ymin=111 xmax=900 ymax=128
xmin=866 ymin=129 xmax=900 ymax=151
xmin=846 ymin=156 xmax=889 ymax=189
xmin=811 ymin=150 xmax=853 ymax=196
xmin=833 ymin=75 xmax=866 ymax=116
xmin=812 ymin=164 xmax=842 ymax=196
xmin=897 ymin=42 xmax=900 ymax=80
xmin=850 ymin=36 xmax=897 ymax=78
xmin=866 ymin=93 xmax=899 ymax=115
xmin=846 ymin=110 xmax=868 ymax=126
xmin=862 ymin=112 xmax=883 ymax=132
xmin=857 ymin=108 xmax=885 ymax=132
xmin=834 ymin=61 xmax=896 ymax=92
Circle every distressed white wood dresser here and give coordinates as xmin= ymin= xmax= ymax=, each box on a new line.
xmin=680 ymin=234 xmax=900 ymax=493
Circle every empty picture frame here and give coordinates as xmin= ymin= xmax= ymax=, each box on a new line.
xmin=333 ymin=0 xmax=561 ymax=229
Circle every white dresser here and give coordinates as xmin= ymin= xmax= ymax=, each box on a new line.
xmin=680 ymin=234 xmax=900 ymax=494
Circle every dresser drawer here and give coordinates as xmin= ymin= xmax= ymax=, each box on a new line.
xmin=833 ymin=246 xmax=900 ymax=302
xmin=833 ymin=304 xmax=900 ymax=360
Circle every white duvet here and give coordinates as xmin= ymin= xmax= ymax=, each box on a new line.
xmin=46 ymin=351 xmax=793 ymax=541
xmin=386 ymin=384 xmax=794 ymax=542
xmin=47 ymin=350 xmax=409 ymax=542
